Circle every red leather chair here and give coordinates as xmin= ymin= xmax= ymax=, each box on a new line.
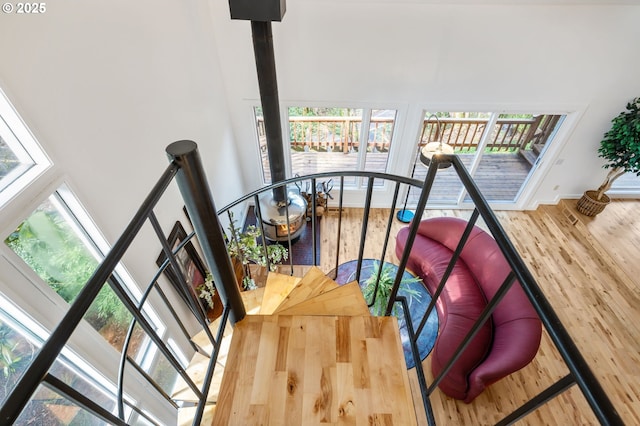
xmin=396 ymin=217 xmax=542 ymax=402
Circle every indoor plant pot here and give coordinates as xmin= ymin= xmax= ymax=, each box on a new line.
xmin=576 ymin=190 xmax=611 ymax=217
xmin=576 ymin=97 xmax=640 ymax=217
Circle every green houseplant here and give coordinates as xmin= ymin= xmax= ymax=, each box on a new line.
xmin=363 ymin=261 xmax=422 ymax=316
xmin=226 ymin=212 xmax=288 ymax=290
xmin=577 ymin=97 xmax=640 ymax=216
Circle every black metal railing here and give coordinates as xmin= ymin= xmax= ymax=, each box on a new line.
xmin=0 ymin=140 xmax=623 ymax=425
xmin=215 ymin=161 xmax=622 ymax=424
xmin=397 ymin=154 xmax=622 ymax=425
xmin=0 ymin=141 xmax=242 ymax=425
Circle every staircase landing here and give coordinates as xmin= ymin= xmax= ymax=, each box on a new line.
xmin=177 ymin=267 xmax=418 ymax=425
xmin=213 ymin=315 xmax=416 ymax=425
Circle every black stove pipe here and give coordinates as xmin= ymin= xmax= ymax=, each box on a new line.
xmin=251 ymin=21 xmax=287 ymax=203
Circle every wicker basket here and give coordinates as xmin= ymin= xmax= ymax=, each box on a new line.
xmin=576 ymin=190 xmax=610 ymax=217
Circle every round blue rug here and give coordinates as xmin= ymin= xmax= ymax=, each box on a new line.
xmin=331 ymin=259 xmax=438 ymax=369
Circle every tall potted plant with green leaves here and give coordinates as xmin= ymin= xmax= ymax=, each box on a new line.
xmin=576 ymin=97 xmax=640 ymax=216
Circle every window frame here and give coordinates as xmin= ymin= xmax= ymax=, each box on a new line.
xmin=0 ymin=88 xmax=51 ymax=208
xmin=609 ymin=171 xmax=640 ymax=197
xmin=1 ymin=183 xmax=180 ymax=424
xmin=254 ymin=103 xmax=402 ymax=186
xmin=0 ymin=293 xmax=169 ymax=424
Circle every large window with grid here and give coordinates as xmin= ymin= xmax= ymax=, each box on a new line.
xmin=254 ymin=106 xmax=398 ymax=187
xmin=0 ymin=88 xmax=180 ymax=423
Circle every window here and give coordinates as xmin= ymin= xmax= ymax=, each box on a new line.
xmin=364 ymin=109 xmax=397 ymax=185
xmin=0 ymin=294 xmax=167 ymax=425
xmin=3 ymin=185 xmax=180 ymax=423
xmin=0 ymin=296 xmax=117 ymax=425
xmin=610 ymin=171 xmax=640 ymax=193
xmin=409 ymin=111 xmax=565 ymax=206
xmin=253 ymin=107 xmax=270 ymax=184
xmin=5 ymin=186 xmax=139 ymax=353
xmin=0 ymin=88 xmax=50 ymax=208
xmin=3 ymin=185 xmax=170 ymax=366
xmin=0 ymin=86 xmax=178 ymax=423
xmin=254 ymin=106 xmax=398 ymax=187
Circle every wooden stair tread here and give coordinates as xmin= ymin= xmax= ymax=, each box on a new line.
xmin=171 ymin=352 xmax=226 ymax=402
xmin=274 ymin=281 xmax=370 ymax=316
xmin=212 ymin=315 xmax=416 ymax=425
xmin=177 ymin=403 xmax=216 ymax=426
xmin=240 ymin=286 xmax=265 ymax=315
xmin=259 ymin=272 xmax=301 ymax=314
xmin=175 ymin=287 xmax=266 ymax=417
xmin=273 ymin=266 xmax=338 ymax=313
xmin=191 ymin=287 xmax=264 ymax=350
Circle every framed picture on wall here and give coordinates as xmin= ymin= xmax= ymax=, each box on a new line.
xmin=156 ymin=221 xmax=207 ymax=301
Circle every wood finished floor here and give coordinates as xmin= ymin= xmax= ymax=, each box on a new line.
xmin=315 ymin=199 xmax=640 ymax=425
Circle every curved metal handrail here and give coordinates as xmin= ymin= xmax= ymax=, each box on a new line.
xmin=218 ymin=170 xmax=424 ymax=213
xmin=1 ymin=142 xmax=622 ymax=426
xmin=214 ymin=159 xmax=622 ymax=425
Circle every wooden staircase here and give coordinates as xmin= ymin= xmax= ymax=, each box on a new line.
xmin=173 ymin=266 xmax=417 ymax=425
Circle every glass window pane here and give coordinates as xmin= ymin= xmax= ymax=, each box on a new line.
xmin=420 ymin=111 xmax=492 ymax=154
xmin=410 ymin=111 xmax=565 ymax=205
xmin=0 ymin=305 xmax=116 ymax=424
xmin=152 ymin=353 xmax=179 ymax=393
xmin=4 ymin=193 xmax=135 ymax=354
xmin=0 ymin=318 xmax=38 ymax=407
xmin=0 ymin=133 xmax=26 ymax=179
xmin=289 ymin=107 xmax=362 ymax=186
xmin=14 ymin=385 xmax=113 ymax=426
xmin=412 ymin=111 xmax=491 ymax=205
xmin=0 ymin=88 xmax=49 ymax=207
xmin=0 ymin=116 xmax=36 ymax=192
xmin=464 ymin=113 xmax=564 ymax=203
xmin=364 ymin=110 xmax=397 ymax=187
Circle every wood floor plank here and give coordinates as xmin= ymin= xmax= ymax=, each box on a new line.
xmin=212 ymin=315 xmax=416 ymax=425
xmin=316 ymin=203 xmax=640 ymax=425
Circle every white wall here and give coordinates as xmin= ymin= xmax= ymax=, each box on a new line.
xmin=0 ymin=0 xmax=246 ymax=240
xmin=0 ymin=0 xmax=247 ymax=316
xmin=210 ymin=0 xmax=640 ymax=206
xmin=1 ymin=1 xmax=637 ymax=245
xmin=0 ymin=0 xmax=637 ymax=420
xmin=0 ymin=3 xmax=246 ymax=421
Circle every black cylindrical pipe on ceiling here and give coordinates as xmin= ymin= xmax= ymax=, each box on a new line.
xmin=251 ymin=20 xmax=286 ymax=203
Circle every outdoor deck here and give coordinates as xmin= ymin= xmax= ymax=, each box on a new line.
xmin=255 ymin=114 xmax=558 ymax=205
xmin=410 ymin=152 xmax=533 ymax=204
xmin=261 ymin=151 xmax=534 ymax=205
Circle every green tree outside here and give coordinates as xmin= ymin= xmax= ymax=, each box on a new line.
xmin=4 ymin=201 xmax=132 ymax=350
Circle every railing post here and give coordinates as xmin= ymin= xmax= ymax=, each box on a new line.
xmin=521 ymin=115 xmax=544 ymax=150
xmin=166 ymin=140 xmax=246 ymax=325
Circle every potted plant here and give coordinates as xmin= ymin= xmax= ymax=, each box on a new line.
xmin=362 ymin=261 xmax=422 ymax=316
xmin=577 ymin=97 xmax=640 ymax=216
xmin=226 ymin=212 xmax=289 ymax=290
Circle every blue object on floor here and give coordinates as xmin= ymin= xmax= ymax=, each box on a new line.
xmin=396 ymin=209 xmax=415 ymax=223
xmin=331 ymin=258 xmax=439 ymax=369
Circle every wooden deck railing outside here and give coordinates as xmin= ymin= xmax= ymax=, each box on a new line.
xmin=256 ymin=114 xmax=560 ymax=154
